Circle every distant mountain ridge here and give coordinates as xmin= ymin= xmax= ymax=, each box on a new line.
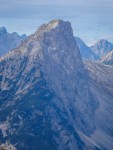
xmin=0 ymin=27 xmax=27 ymax=56
xmin=90 ymin=39 xmax=113 ymax=58
xmin=75 ymin=37 xmax=99 ymax=60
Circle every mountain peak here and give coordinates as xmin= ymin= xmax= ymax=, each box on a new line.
xmin=0 ymin=28 xmax=27 ymax=56
xmin=94 ymin=39 xmax=112 ymax=47
xmin=0 ymin=27 xmax=7 ymax=34
xmin=90 ymin=39 xmax=113 ymax=58
xmin=98 ymin=39 xmax=110 ymax=45
xmin=99 ymin=39 xmax=108 ymax=42
xmin=1 ymin=19 xmax=113 ymax=150
xmin=36 ymin=19 xmax=72 ymax=35
xmin=75 ymin=37 xmax=100 ymax=60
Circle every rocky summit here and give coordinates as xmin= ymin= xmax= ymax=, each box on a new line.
xmin=0 ymin=20 xmax=113 ymax=150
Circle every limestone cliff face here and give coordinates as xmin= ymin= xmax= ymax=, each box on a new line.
xmin=0 ymin=20 xmax=104 ymax=150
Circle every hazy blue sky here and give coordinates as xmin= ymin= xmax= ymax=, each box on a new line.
xmin=0 ymin=0 xmax=113 ymax=45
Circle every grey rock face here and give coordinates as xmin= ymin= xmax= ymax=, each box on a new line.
xmin=76 ymin=37 xmax=99 ymax=60
xmin=101 ymin=50 xmax=113 ymax=65
xmin=0 ymin=19 xmax=111 ymax=150
xmin=84 ymin=60 xmax=113 ymax=150
xmin=0 ymin=27 xmax=27 ymax=56
xmin=90 ymin=39 xmax=113 ymax=58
